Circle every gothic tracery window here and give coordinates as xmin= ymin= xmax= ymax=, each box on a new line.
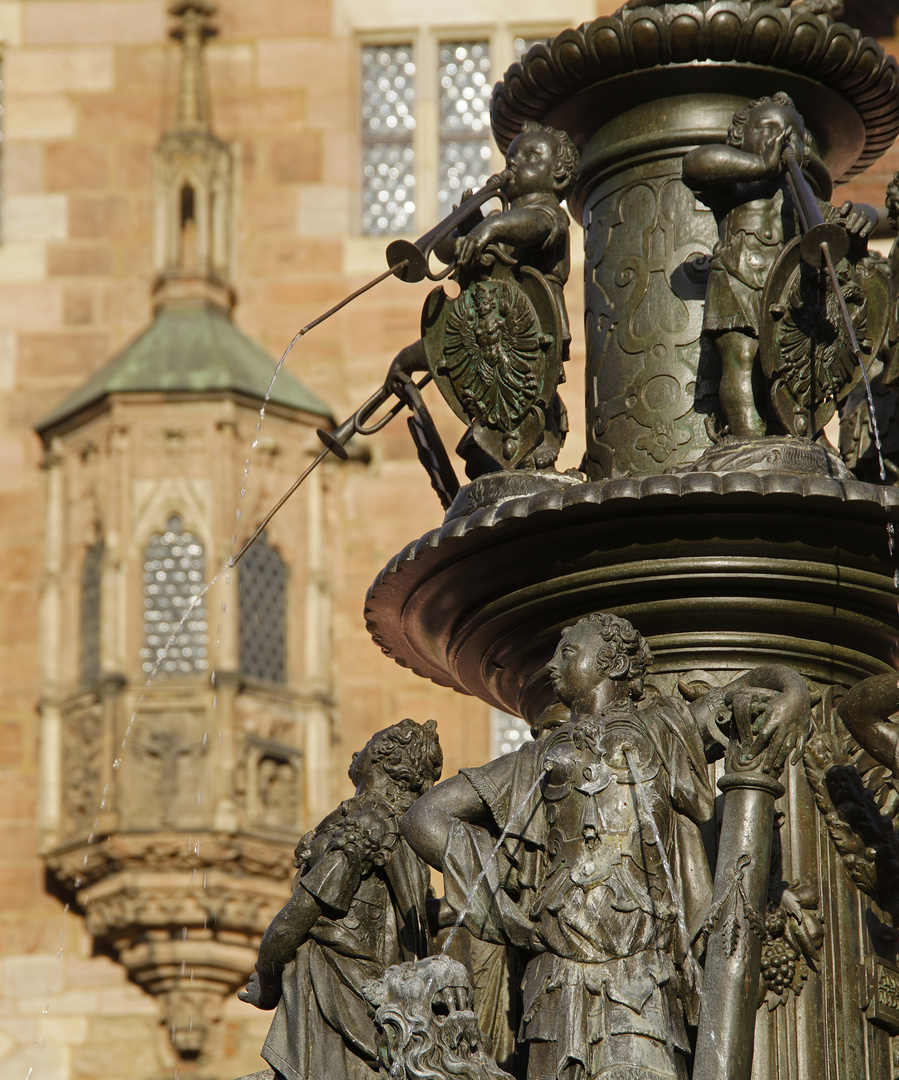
xmin=239 ymin=531 xmax=287 ymax=683
xmin=141 ymin=516 xmax=209 ymax=676
xmin=359 ymin=30 xmax=557 ymax=235
xmin=79 ymin=538 xmax=104 ymax=685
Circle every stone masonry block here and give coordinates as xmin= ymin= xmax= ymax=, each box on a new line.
xmin=62 ymin=956 xmax=127 ymax=991
xmin=0 ymin=776 xmax=37 ymax=819
xmin=207 ymin=43 xmax=254 ymax=91
xmin=72 ymin=1039 xmax=158 ymax=1079
xmin=113 ymin=143 xmax=153 ymax=188
xmin=24 ymin=1 xmax=165 ymax=45
xmin=16 ymin=989 xmax=99 ymax=1017
xmin=218 ymin=0 xmax=329 ymax=39
xmin=257 ymin=39 xmax=351 ymax=94
xmin=0 ymin=243 xmax=46 ymax=284
xmin=0 ymin=1046 xmax=68 ymax=1080
xmin=4 ymin=194 xmax=67 ymax=243
xmin=2 ymin=143 xmax=43 ymax=197
xmin=95 ymin=984 xmax=158 ymax=1016
xmin=78 ymin=96 xmax=161 ymax=139
xmin=88 ymin=1016 xmax=159 ymax=1043
xmin=63 ymin=286 xmax=95 ymax=325
xmin=4 ymin=95 xmax=76 ymax=140
xmin=0 ymin=823 xmax=40 ymax=862
xmin=215 ymin=90 xmax=307 ymax=135
xmin=269 ymin=133 xmax=322 ymax=184
xmin=47 ymin=243 xmax=115 ymax=278
xmin=0 ymin=721 xmax=22 ymax=768
xmin=69 ymin=194 xmax=134 ymax=239
xmin=45 ymin=142 xmax=111 ymax=192
xmin=1 ymin=955 xmax=65 ymax=1000
xmin=0 ymin=3 xmax=23 ymax=47
xmin=18 ymin=331 xmax=112 ymax=379
xmin=0 ymin=283 xmax=63 ymax=332
xmin=297 ymin=185 xmax=350 ymax=237
xmin=35 ymin=1016 xmax=90 ymax=1047
xmin=112 ymin=44 xmax=168 ymax=94
xmin=7 ymin=47 xmax=114 ymax=93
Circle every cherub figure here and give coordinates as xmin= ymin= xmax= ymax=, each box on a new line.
xmin=683 ymin=92 xmax=876 ymax=437
xmin=454 ymin=121 xmax=578 ymax=357
xmin=239 ymin=719 xmax=442 ymax=1080
xmin=387 ymin=123 xmax=579 ymax=476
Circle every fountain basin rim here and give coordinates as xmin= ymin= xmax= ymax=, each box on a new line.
xmin=365 ymin=472 xmax=899 ymax=708
xmin=491 ymin=3 xmax=899 ymax=184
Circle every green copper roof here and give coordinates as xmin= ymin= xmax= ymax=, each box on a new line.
xmin=36 ymin=305 xmax=332 ymax=433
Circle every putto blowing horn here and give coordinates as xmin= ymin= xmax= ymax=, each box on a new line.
xmin=385 ymin=170 xmax=511 ymax=283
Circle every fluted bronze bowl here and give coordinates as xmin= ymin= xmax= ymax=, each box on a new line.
xmin=365 ymin=470 xmax=899 ymax=723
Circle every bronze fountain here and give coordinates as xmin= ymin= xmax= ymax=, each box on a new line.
xmin=237 ymin=3 xmax=899 ymax=1078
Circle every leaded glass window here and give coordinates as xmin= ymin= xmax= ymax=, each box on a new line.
xmin=490 ymin=708 xmax=533 ymax=760
xmin=80 ymin=538 xmax=104 ymax=685
xmin=514 ymin=36 xmax=547 ymax=61
xmin=239 ymin=531 xmax=287 ymax=684
xmin=141 ymin=516 xmax=208 ymax=676
xmin=437 ymin=40 xmax=492 ymax=216
xmin=361 ymin=44 xmax=416 ymax=235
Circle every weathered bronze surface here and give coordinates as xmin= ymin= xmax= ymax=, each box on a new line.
xmin=242 ymin=3 xmax=899 ymax=1079
xmin=386 ymin=124 xmax=579 ymax=477
xmin=238 ymin=720 xmax=442 ymax=1080
xmin=401 ymin=614 xmax=809 ymax=1080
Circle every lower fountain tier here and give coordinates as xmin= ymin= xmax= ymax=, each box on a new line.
xmin=364 ymin=471 xmax=899 ymax=723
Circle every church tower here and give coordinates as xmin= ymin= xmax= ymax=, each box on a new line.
xmin=34 ymin=4 xmax=336 ymax=1072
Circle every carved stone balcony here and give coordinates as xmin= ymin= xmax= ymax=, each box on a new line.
xmin=41 ymin=673 xmax=325 ymax=1071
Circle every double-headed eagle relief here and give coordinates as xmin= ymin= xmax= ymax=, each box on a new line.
xmin=386 ymin=122 xmax=578 ymax=479
xmin=444 ymin=278 xmax=543 ymax=435
xmin=426 ymin=264 xmax=562 ymax=470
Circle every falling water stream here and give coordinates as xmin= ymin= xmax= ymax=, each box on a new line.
xmin=39 ymin=259 xmax=418 ymax=1074
xmin=441 ymin=767 xmax=548 ymax=954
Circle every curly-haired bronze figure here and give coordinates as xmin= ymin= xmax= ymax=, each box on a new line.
xmin=239 ymin=719 xmax=442 ymax=1080
xmin=386 ymin=123 xmax=579 ymax=477
xmin=402 ymin=614 xmax=809 ymax=1080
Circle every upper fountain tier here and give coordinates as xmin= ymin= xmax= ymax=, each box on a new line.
xmin=491 ymin=2 xmax=899 ymax=214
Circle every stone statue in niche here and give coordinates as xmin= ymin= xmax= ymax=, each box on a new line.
xmin=386 ymin=123 xmax=579 ymax=479
xmin=401 ymin=614 xmax=809 ymax=1080
xmin=683 ymin=92 xmax=878 ymax=440
xmin=238 ymin=719 xmax=443 ymax=1080
xmin=126 ymin=711 xmax=209 ymax=829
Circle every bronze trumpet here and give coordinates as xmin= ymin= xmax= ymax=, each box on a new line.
xmin=385 ymin=170 xmax=510 ymax=284
xmin=316 ymin=374 xmax=433 ymax=459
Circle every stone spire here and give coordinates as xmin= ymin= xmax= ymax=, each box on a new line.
xmin=170 ymin=1 xmax=217 ymax=133
xmin=153 ymin=0 xmax=236 ymax=315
